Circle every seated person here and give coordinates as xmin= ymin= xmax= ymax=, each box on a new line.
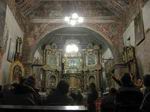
xmin=115 ymin=73 xmax=143 ymax=112
xmin=101 ymin=88 xmax=117 ymax=112
xmin=46 ymin=80 xmax=73 ymax=105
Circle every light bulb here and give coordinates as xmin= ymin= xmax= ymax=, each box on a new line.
xmin=72 ymin=13 xmax=78 ymax=19
xmin=64 ymin=16 xmax=70 ymax=22
xmin=78 ymin=17 xmax=84 ymax=23
xmin=64 ymin=13 xmax=84 ymax=26
xmin=70 ymin=20 xmax=76 ymax=26
xmin=65 ymin=44 xmax=79 ymax=53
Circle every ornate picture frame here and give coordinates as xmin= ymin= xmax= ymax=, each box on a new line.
xmin=7 ymin=38 xmax=16 ymax=62
xmin=64 ymin=57 xmax=82 ymax=73
xmin=86 ymin=54 xmax=97 ymax=66
xmin=9 ymin=61 xmax=24 ymax=83
xmin=46 ymin=50 xmax=60 ymax=69
xmin=134 ymin=11 xmax=145 ymax=45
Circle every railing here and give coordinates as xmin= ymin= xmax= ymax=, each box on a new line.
xmin=0 ymin=105 xmax=87 ymax=112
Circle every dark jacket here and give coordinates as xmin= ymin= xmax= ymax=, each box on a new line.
xmin=101 ymin=94 xmax=116 ymax=112
xmin=140 ymin=92 xmax=150 ymax=112
xmin=115 ymin=87 xmax=143 ymax=112
xmin=46 ymin=90 xmax=73 ymax=105
xmin=87 ymin=89 xmax=98 ymax=112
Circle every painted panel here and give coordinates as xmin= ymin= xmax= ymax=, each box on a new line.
xmin=142 ymin=0 xmax=150 ymax=33
xmin=123 ymin=21 xmax=135 ymax=46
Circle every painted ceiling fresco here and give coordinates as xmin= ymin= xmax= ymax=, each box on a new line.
xmin=29 ymin=1 xmax=114 ymax=18
xmin=15 ymin=0 xmax=130 ymax=18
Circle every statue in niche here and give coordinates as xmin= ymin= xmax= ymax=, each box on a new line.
xmin=49 ymin=76 xmax=56 ymax=88
xmin=15 ymin=37 xmax=22 ymax=60
xmin=89 ymin=76 xmax=95 ymax=85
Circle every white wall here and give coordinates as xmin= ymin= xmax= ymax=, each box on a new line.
xmin=123 ymin=21 xmax=135 ymax=46
xmin=1 ymin=6 xmax=24 ymax=85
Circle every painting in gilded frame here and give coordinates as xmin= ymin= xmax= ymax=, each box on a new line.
xmin=64 ymin=58 xmax=81 ymax=69
xmin=134 ymin=11 xmax=145 ymax=45
xmin=64 ymin=57 xmax=82 ymax=73
xmin=7 ymin=38 xmax=16 ymax=62
xmin=86 ymin=54 xmax=97 ymax=66
xmin=46 ymin=51 xmax=60 ymax=69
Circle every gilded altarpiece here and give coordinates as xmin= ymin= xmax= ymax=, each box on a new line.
xmin=63 ymin=51 xmax=83 ymax=89
xmin=83 ymin=48 xmax=101 ymax=90
xmin=44 ymin=46 xmax=61 ymax=92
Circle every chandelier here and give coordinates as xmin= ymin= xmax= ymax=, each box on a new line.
xmin=64 ymin=13 xmax=84 ymax=26
xmin=66 ymin=44 xmax=79 ymax=53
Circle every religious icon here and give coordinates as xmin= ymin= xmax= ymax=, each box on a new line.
xmin=86 ymin=54 xmax=97 ymax=66
xmin=9 ymin=61 xmax=24 ymax=83
xmin=7 ymin=38 xmax=16 ymax=62
xmin=12 ymin=65 xmax=22 ymax=82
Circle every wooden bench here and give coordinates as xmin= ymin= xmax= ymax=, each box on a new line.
xmin=0 ymin=105 xmax=87 ymax=112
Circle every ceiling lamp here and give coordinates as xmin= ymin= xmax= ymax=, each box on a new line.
xmin=64 ymin=13 xmax=84 ymax=26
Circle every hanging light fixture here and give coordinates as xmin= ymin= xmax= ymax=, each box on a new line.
xmin=64 ymin=13 xmax=84 ymax=26
xmin=65 ymin=44 xmax=79 ymax=53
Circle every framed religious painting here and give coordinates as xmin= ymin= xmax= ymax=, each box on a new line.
xmin=86 ymin=53 xmax=97 ymax=66
xmin=64 ymin=57 xmax=82 ymax=73
xmin=9 ymin=61 xmax=24 ymax=83
xmin=7 ymin=38 xmax=16 ymax=62
xmin=46 ymin=50 xmax=60 ymax=70
xmin=134 ymin=11 xmax=145 ymax=45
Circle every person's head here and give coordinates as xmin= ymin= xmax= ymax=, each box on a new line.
xmin=24 ymin=76 xmax=36 ymax=88
xmin=143 ymin=74 xmax=150 ymax=87
xmin=109 ymin=88 xmax=117 ymax=95
xmin=89 ymin=83 xmax=96 ymax=91
xmin=19 ymin=76 xmax=26 ymax=85
xmin=56 ymin=80 xmax=69 ymax=95
xmin=121 ymin=73 xmax=133 ymax=87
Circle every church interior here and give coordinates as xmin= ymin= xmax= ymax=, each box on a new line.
xmin=0 ymin=0 xmax=150 ymax=111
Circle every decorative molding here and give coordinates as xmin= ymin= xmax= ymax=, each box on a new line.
xmin=31 ymin=16 xmax=116 ymax=24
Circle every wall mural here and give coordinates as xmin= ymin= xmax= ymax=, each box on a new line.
xmin=30 ymin=1 xmax=113 ymax=18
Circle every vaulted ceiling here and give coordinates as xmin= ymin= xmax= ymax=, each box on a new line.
xmin=15 ymin=0 xmax=130 ymax=22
